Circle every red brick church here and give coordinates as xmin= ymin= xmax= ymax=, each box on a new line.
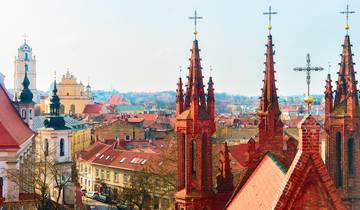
xmin=174 ymin=11 xmax=350 ymax=210
xmin=324 ymin=32 xmax=360 ymax=209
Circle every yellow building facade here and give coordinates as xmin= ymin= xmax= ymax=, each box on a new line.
xmin=40 ymin=71 xmax=93 ymax=115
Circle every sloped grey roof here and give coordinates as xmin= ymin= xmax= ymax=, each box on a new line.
xmin=33 ymin=115 xmax=89 ymax=132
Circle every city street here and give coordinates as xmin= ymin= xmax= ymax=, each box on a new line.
xmin=82 ymin=196 xmax=118 ymax=210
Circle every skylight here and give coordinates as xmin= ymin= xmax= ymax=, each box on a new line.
xmin=120 ymin=157 xmax=126 ymax=163
xmin=99 ymin=155 xmax=104 ymax=159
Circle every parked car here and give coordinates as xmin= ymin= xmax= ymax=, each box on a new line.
xmin=116 ymin=203 xmax=130 ymax=210
xmin=96 ymin=194 xmax=112 ymax=203
xmin=81 ymin=189 xmax=87 ymax=196
xmin=85 ymin=191 xmax=99 ymax=199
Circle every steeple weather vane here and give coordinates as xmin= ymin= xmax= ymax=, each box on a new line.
xmin=188 ymin=10 xmax=203 ymax=39
xmin=340 ymin=4 xmax=355 ymax=34
xmin=263 ymin=6 xmax=277 ymax=34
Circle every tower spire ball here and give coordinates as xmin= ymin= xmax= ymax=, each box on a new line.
xmin=340 ymin=4 xmax=355 ymax=33
xmin=188 ymin=10 xmax=203 ymax=39
xmin=263 ymin=6 xmax=277 ymax=34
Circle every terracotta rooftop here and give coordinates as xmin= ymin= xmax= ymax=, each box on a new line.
xmin=0 ymin=85 xmax=33 ymax=148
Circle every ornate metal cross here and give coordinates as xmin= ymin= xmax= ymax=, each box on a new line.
xmin=263 ymin=6 xmax=277 ymax=33
xmin=294 ymin=53 xmax=324 ymax=96
xmin=188 ymin=10 xmax=203 ymax=39
xmin=294 ymin=53 xmax=324 ymax=113
xmin=340 ymin=4 xmax=355 ymax=33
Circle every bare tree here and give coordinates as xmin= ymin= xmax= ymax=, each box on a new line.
xmin=116 ymin=140 xmax=177 ymax=210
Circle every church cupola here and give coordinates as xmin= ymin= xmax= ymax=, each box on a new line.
xmin=50 ymin=80 xmax=60 ymax=116
xmin=16 ymin=63 xmax=35 ymax=129
xmin=19 ymin=64 xmax=34 ymax=104
xmin=44 ymin=79 xmax=68 ymax=130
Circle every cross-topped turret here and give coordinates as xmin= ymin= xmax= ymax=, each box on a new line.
xmin=340 ymin=4 xmax=355 ymax=33
xmin=188 ymin=10 xmax=203 ymax=39
xmin=263 ymin=6 xmax=277 ymax=33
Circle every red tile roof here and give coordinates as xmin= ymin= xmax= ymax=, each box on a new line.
xmin=227 ymin=154 xmax=286 ymax=210
xmin=83 ymin=103 xmax=113 ymax=115
xmin=107 ymin=95 xmax=128 ymax=105
xmin=127 ymin=117 xmax=144 ymax=123
xmin=0 ymin=85 xmax=33 ymax=148
xmin=226 ymin=115 xmax=344 ymax=209
xmin=78 ymin=140 xmax=174 ymax=173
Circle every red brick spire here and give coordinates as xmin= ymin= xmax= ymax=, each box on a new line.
xmin=207 ymin=76 xmax=215 ymax=120
xmin=334 ymin=35 xmax=359 ymax=116
xmin=324 ymin=74 xmax=333 ymax=130
xmin=175 ymin=37 xmax=216 ymax=210
xmin=184 ymin=40 xmax=207 ymax=111
xmin=257 ymin=34 xmax=283 ymax=152
xmin=176 ymin=76 xmax=184 ymax=116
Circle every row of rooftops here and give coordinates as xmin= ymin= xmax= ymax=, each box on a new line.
xmin=77 ymin=139 xmax=173 ymax=172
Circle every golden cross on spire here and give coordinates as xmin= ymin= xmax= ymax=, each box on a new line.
xmin=340 ymin=4 xmax=355 ymax=33
xmin=263 ymin=6 xmax=277 ymax=34
xmin=188 ymin=10 xmax=203 ymax=39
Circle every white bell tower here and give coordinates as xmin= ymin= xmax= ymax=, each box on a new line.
xmin=14 ymin=36 xmax=37 ymax=102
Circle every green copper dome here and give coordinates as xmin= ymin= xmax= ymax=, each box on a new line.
xmin=19 ymin=64 xmax=34 ymax=104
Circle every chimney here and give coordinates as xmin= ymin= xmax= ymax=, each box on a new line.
xmin=298 ymin=114 xmax=321 ymax=154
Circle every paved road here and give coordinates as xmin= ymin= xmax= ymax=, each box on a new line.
xmin=82 ymin=196 xmax=118 ymax=210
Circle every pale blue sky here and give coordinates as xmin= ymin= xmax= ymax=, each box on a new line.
xmin=0 ymin=0 xmax=358 ymax=96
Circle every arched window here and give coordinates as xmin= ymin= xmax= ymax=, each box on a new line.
xmin=60 ymin=138 xmax=65 ymax=156
xmin=21 ymin=109 xmax=26 ymax=119
xmin=191 ymin=140 xmax=196 ymax=176
xmin=24 ymin=53 xmax=28 ymax=61
xmin=44 ymin=139 xmax=49 ymax=156
xmin=336 ymin=132 xmax=342 ymax=188
xmin=29 ymin=109 xmax=32 ymax=120
xmin=348 ymin=138 xmax=355 ymax=175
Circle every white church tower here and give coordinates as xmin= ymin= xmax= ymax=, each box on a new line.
xmin=14 ymin=38 xmax=37 ymax=102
